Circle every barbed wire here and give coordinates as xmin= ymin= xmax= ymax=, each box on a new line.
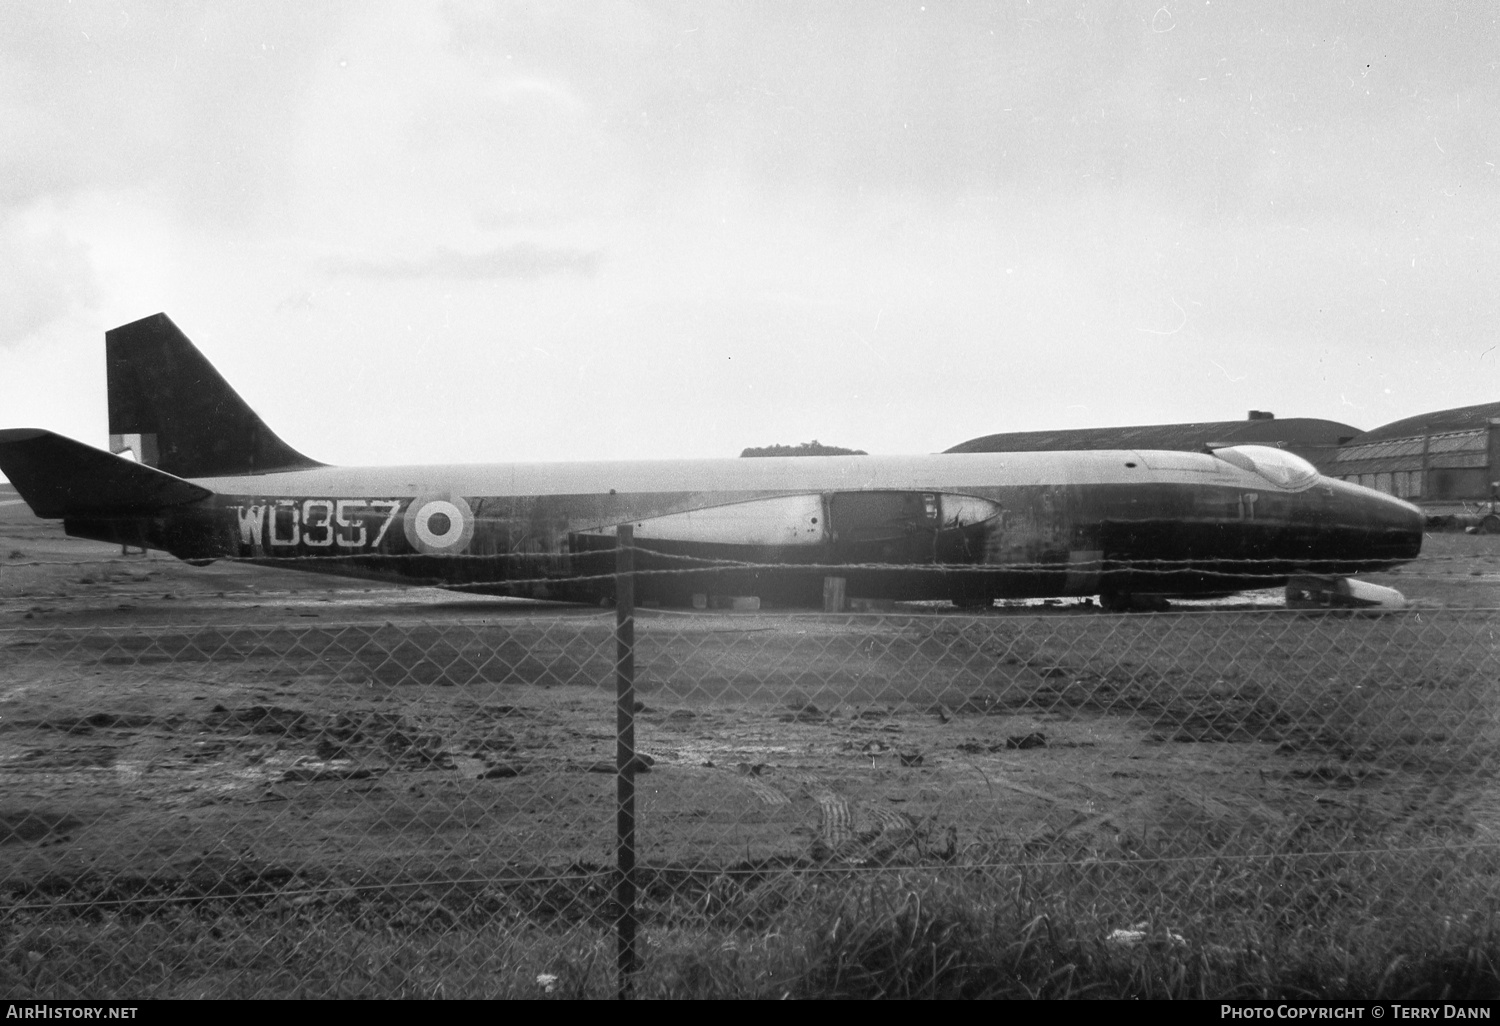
xmin=2 ymin=556 xmax=1483 ymax=596
xmin=4 ymin=550 xmax=1467 ymax=574
xmin=3 ymin=608 xmax=1500 ymax=640
xmin=7 ymin=841 xmax=1493 ymax=916
xmin=10 ymin=551 xmax=1472 ymax=570
xmin=14 ymin=546 xmax=1500 ymax=570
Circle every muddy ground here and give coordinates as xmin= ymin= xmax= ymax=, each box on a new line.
xmin=3 ymin=486 xmax=1500 ymax=916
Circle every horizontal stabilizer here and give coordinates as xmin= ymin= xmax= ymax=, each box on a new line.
xmin=0 ymin=428 xmax=212 ymax=519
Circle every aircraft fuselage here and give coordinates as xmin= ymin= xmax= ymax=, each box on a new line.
xmin=62 ymin=449 xmax=1423 ymax=607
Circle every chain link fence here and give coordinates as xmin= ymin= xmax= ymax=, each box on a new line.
xmin=3 ymin=563 xmax=1500 ymax=997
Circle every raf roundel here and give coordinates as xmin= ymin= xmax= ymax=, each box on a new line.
xmin=402 ymin=495 xmax=476 ymax=555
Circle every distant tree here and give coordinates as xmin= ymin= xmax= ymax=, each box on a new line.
xmin=739 ymin=440 xmax=868 ymax=458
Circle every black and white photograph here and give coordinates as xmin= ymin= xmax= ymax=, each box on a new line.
xmin=2 ymin=1 xmax=1499 ymax=1002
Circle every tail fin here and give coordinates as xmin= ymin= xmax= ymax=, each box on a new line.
xmin=0 ymin=428 xmax=211 ymax=518
xmin=106 ymin=313 xmax=323 ymax=478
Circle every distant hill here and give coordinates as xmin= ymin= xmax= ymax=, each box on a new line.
xmin=740 ymin=440 xmax=868 ymax=458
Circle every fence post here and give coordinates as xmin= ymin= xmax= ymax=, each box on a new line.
xmin=615 ymin=524 xmax=637 ymax=998
xmin=822 ymin=575 xmax=847 ymax=613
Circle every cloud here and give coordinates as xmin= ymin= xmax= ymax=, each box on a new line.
xmin=4 ymin=1 xmax=1500 ymax=461
xmin=0 ymin=5 xmax=344 ymax=225
xmin=0 ymin=206 xmax=99 ymax=347
xmin=329 ymin=243 xmax=603 ymax=280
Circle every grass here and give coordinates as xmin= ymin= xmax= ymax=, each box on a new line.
xmin=7 ymin=838 xmax=1500 ymax=1000
xmin=5 ymin=600 xmax=1500 ymax=998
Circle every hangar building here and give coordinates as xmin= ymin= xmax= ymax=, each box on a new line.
xmin=944 ymin=412 xmax=1359 ymax=470
xmin=1328 ymin=402 xmax=1500 ymax=507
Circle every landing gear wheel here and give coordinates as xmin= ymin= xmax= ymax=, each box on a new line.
xmin=1478 ymin=515 xmax=1500 ymax=535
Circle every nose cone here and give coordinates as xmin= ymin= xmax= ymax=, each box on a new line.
xmin=1326 ymin=477 xmax=1424 ymax=566
xmin=1374 ymin=490 xmax=1424 ymax=561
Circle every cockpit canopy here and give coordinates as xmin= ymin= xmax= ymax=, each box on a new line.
xmin=1211 ymin=445 xmax=1321 ymax=491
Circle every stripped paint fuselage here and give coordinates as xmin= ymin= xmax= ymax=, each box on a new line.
xmin=2 ymin=314 xmax=1424 ymax=607
xmin=64 ymin=447 xmax=1424 ymax=606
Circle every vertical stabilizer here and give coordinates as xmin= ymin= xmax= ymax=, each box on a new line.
xmin=106 ymin=313 xmax=323 ymax=478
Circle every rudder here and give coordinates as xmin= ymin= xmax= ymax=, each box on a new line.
xmin=107 ymin=313 xmax=323 ymax=478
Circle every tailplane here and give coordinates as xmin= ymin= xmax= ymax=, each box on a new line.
xmin=107 ymin=313 xmax=323 ymax=478
xmin=0 ymin=428 xmax=211 ymax=518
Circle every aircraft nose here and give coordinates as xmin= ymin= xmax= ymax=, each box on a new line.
xmin=1395 ymin=500 xmax=1424 ymax=556
xmin=1361 ymin=485 xmax=1424 ymax=562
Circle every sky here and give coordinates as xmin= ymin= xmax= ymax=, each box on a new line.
xmin=2 ymin=0 xmax=1499 ymax=472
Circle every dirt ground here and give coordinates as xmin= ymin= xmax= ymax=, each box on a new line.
xmin=3 ymin=487 xmax=1499 ymax=910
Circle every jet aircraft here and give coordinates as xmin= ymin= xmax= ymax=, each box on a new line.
xmin=0 ymin=314 xmax=1422 ymax=609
